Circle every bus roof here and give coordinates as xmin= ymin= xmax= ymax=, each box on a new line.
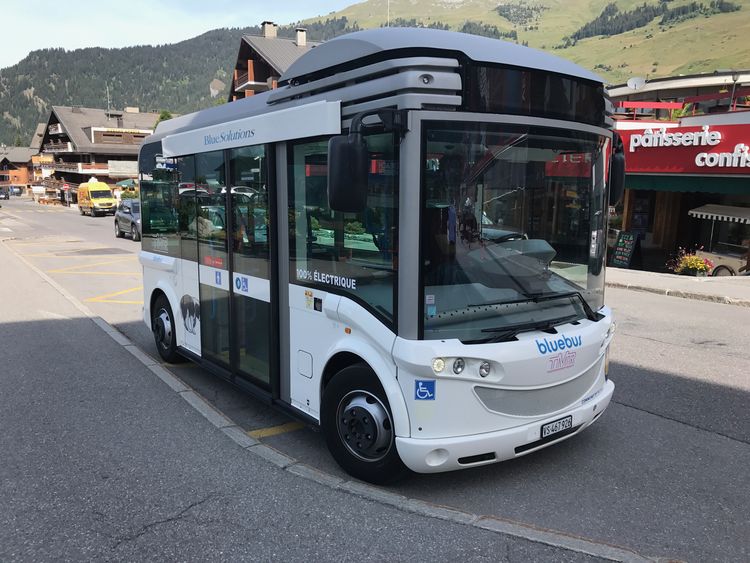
xmin=148 ymin=28 xmax=603 ymax=145
xmin=281 ymin=28 xmax=602 ymax=85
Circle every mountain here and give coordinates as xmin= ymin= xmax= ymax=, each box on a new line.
xmin=305 ymin=0 xmax=750 ymax=82
xmin=0 ymin=28 xmax=236 ymax=146
xmin=2 ymin=1 xmax=748 ymax=145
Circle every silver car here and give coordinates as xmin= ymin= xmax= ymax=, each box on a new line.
xmin=114 ymin=199 xmax=141 ymax=241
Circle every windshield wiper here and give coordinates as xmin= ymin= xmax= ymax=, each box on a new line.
xmin=468 ymin=314 xmax=580 ymax=344
xmin=468 ymin=290 xmax=600 ymax=322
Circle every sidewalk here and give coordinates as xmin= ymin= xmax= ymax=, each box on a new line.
xmin=606 ymin=267 xmax=750 ymax=307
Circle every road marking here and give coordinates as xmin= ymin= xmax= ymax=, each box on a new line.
xmin=23 ymin=253 xmax=120 ymax=258
xmin=47 ymin=256 xmax=137 ymax=273
xmin=9 ymin=240 xmax=84 ymax=246
xmin=247 ymin=422 xmax=305 ymax=439
xmin=52 ymin=271 xmax=142 ymax=276
xmin=85 ymin=285 xmax=144 ymax=304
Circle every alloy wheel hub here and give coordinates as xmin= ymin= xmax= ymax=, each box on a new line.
xmin=337 ymin=391 xmax=392 ymax=462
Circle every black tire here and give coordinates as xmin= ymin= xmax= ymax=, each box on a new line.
xmin=152 ymin=294 xmax=182 ymax=363
xmin=114 ymin=221 xmax=123 ymax=238
xmin=79 ymin=206 xmax=84 ymax=215
xmin=131 ymin=223 xmax=141 ymax=241
xmin=712 ymin=265 xmax=735 ymax=277
xmin=321 ymin=363 xmax=407 ymax=484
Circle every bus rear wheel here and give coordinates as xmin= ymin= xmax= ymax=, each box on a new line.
xmin=321 ymin=364 xmax=406 ymax=484
xmin=152 ymin=294 xmax=182 ymax=363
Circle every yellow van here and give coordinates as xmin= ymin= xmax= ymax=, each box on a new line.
xmin=77 ymin=179 xmax=116 ymax=216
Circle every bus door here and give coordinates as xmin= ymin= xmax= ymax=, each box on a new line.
xmin=228 ymin=146 xmax=273 ymax=387
xmin=287 ymin=136 xmax=399 ymax=418
xmin=195 ymin=151 xmax=231 ymax=368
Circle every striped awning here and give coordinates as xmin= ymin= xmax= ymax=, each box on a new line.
xmin=688 ymin=204 xmax=750 ymax=224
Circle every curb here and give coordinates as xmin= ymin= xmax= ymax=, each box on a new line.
xmin=606 ymin=281 xmax=750 ymax=307
xmin=4 ymin=238 xmax=658 ymax=562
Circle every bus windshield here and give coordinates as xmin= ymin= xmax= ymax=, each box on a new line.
xmin=421 ymin=121 xmax=609 ymax=342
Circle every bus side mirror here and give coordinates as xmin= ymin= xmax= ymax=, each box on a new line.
xmin=609 ymin=133 xmax=625 ymax=206
xmin=328 ymin=133 xmax=368 ymax=213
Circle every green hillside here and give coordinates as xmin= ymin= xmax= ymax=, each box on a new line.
xmin=1 ymin=1 xmax=747 ymax=146
xmin=305 ymin=0 xmax=750 ymax=83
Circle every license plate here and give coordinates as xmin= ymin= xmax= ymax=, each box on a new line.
xmin=541 ymin=416 xmax=573 ymax=439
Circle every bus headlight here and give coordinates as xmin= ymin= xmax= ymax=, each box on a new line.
xmin=479 ymin=361 xmax=491 ymax=378
xmin=432 ymin=358 xmax=445 ymax=374
xmin=452 ymin=358 xmax=465 ymax=374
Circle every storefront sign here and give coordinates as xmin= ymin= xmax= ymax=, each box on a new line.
xmin=609 ymin=230 xmax=642 ymax=268
xmin=618 ymin=124 xmax=750 ymax=175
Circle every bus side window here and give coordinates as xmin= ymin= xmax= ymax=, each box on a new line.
xmin=140 ymin=159 xmax=180 ymax=257
xmin=289 ymin=134 xmax=399 ymax=326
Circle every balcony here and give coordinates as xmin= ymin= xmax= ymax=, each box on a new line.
xmin=43 ymin=141 xmax=73 ymax=153
xmin=233 ymin=72 xmax=274 ymax=92
xmin=52 ymin=162 xmax=109 ymax=174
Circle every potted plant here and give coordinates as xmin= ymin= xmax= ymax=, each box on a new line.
xmin=666 ymin=247 xmax=714 ymax=276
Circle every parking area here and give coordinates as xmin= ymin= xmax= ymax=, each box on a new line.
xmin=2 ymin=197 xmax=749 ymax=562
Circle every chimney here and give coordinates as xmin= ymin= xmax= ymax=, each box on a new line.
xmin=261 ymin=21 xmax=277 ymax=38
xmin=296 ymin=27 xmax=307 ymax=47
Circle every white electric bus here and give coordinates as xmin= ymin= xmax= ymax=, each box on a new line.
xmin=138 ymin=28 xmax=625 ymax=483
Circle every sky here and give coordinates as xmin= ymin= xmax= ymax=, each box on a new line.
xmin=0 ymin=0 xmax=358 ymax=68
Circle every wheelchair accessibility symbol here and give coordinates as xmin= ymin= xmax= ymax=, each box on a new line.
xmin=414 ymin=380 xmax=436 ymax=400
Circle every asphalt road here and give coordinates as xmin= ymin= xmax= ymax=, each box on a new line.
xmin=1 ymin=197 xmax=748 ymax=562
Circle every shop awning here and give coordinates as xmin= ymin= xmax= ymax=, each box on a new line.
xmin=688 ymin=204 xmax=750 ymax=224
xmin=626 ymin=175 xmax=750 ymax=195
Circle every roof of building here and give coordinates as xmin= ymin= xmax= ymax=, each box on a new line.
xmin=29 ymin=123 xmax=45 ymax=150
xmin=48 ymin=106 xmax=160 ymax=155
xmin=281 ymin=27 xmax=603 ymax=85
xmin=242 ymin=34 xmax=321 ymax=75
xmin=0 ymin=147 xmax=37 ymax=164
xmin=608 ymin=70 xmax=750 ymax=99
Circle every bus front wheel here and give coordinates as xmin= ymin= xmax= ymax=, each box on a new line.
xmin=321 ymin=364 xmax=407 ymax=484
xmin=152 ymin=294 xmax=182 ymax=363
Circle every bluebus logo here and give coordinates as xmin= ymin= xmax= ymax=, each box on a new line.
xmin=535 ymin=334 xmax=582 ymax=355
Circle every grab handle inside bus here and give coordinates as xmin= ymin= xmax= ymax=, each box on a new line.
xmin=609 ymin=132 xmax=625 ymax=206
xmin=328 ymin=117 xmax=369 ymax=213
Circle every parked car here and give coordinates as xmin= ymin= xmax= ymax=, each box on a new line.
xmin=0 ymin=190 xmax=9 ymax=200
xmin=114 ymin=199 xmax=141 ymax=241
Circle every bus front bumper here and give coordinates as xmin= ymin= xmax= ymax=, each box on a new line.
xmin=395 ymin=379 xmax=614 ymax=473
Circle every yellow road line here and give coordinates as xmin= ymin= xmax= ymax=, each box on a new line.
xmin=247 ymin=422 xmax=305 ymax=439
xmin=48 ymin=256 xmax=137 ymax=273
xmin=51 ymin=271 xmax=141 ymax=276
xmin=23 ymin=254 xmax=122 ymax=258
xmin=7 ymin=240 xmax=85 ymax=246
xmin=85 ymin=285 xmax=143 ymax=304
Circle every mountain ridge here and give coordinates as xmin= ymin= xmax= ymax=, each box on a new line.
xmin=2 ymin=1 xmax=748 ymax=145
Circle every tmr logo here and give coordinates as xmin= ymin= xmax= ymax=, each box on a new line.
xmin=536 ymin=335 xmax=582 ymax=372
xmin=547 ymin=351 xmax=577 ymax=372
xmin=535 ymin=335 xmax=582 ymax=355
